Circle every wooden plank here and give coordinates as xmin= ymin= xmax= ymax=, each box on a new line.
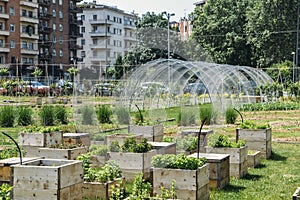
xmin=18 ymin=132 xmax=63 ymax=147
xmin=37 ymin=147 xmax=88 ymax=160
xmin=205 ymin=146 xmax=248 ymax=163
xmin=59 ymin=161 xmax=83 ymax=188
xmin=63 ymin=133 xmax=91 ymax=147
xmin=105 ymin=134 xmax=142 ymax=147
xmin=59 ymin=182 xmax=82 ymax=200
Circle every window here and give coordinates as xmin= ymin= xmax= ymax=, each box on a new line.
xmin=59 ymin=24 xmax=63 ymax=31
xmin=52 ymin=35 xmax=56 ymax=43
xmin=21 ymin=9 xmax=27 ymax=17
xmin=28 ymin=43 xmax=33 ymax=50
xmin=10 ymin=40 xmax=15 ymax=48
xmin=29 ymin=11 xmax=33 ymax=18
xmin=9 ymin=7 xmax=14 ymax=16
xmin=59 ymin=49 xmax=63 ymax=57
xmin=52 ymin=10 xmax=56 ymax=17
xmin=53 ymin=23 xmax=56 ymax=30
xmin=59 ymin=36 xmax=63 ymax=44
xmin=107 ymin=15 xmax=110 ymax=20
xmin=81 ymin=27 xmax=85 ymax=33
xmin=10 ymin=24 xmax=15 ymax=32
xmin=21 ymin=26 xmax=26 ymax=33
xmin=0 ymin=6 xmax=3 ymax=13
xmin=81 ymin=51 xmax=85 ymax=57
xmin=93 ymin=51 xmax=97 ymax=57
xmin=59 ymin=0 xmax=62 ymax=5
xmin=81 ymin=39 xmax=85 ymax=45
xmin=22 ymin=41 xmax=27 ymax=49
xmin=0 ymin=39 xmax=3 ymax=47
xmin=0 ymin=56 xmax=3 ymax=64
xmin=52 ymin=49 xmax=56 ymax=56
xmin=93 ymin=15 xmax=97 ymax=20
xmin=22 ymin=57 xmax=27 ymax=64
xmin=59 ymin=11 xmax=63 ymax=18
xmin=52 ymin=0 xmax=56 ymax=4
xmin=0 ymin=22 xmax=3 ymax=30
xmin=29 ymin=58 xmax=34 ymax=64
xmin=81 ymin=15 xmax=85 ymax=21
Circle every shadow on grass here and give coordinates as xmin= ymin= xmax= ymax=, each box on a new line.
xmin=241 ymin=173 xmax=263 ymax=181
xmin=268 ymin=151 xmax=287 ymax=161
xmin=216 ymin=184 xmax=246 ymax=193
xmin=255 ymin=163 xmax=267 ymax=169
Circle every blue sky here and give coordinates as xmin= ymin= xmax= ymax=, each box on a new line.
xmin=80 ymin=0 xmax=197 ymax=20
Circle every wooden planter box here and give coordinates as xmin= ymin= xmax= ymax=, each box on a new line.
xmin=82 ymin=177 xmax=125 ymax=200
xmin=0 ymin=157 xmax=41 ymax=185
xmin=236 ymin=128 xmax=272 ymax=159
xmin=148 ymin=142 xmax=176 ymax=155
xmin=293 ymin=187 xmax=300 ymax=200
xmin=105 ymin=133 xmax=143 ymax=147
xmin=108 ymin=150 xmax=157 ymax=181
xmin=46 ymin=97 xmax=57 ymax=104
xmin=180 ymin=129 xmax=213 ymax=153
xmin=189 ymin=153 xmax=230 ymax=189
xmin=12 ymin=159 xmax=83 ymax=200
xmin=63 ymin=132 xmax=91 ymax=147
xmin=151 ymin=164 xmax=210 ymax=200
xmin=247 ymin=150 xmax=261 ymax=168
xmin=128 ymin=124 xmax=164 ymax=142
xmin=205 ymin=146 xmax=248 ymax=178
xmin=37 ymin=146 xmax=88 ymax=160
xmin=18 ymin=131 xmax=63 ymax=147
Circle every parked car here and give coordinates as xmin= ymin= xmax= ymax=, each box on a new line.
xmin=25 ymin=81 xmax=50 ymax=94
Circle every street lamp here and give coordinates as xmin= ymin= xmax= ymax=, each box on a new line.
xmin=292 ymin=52 xmax=295 ymax=82
xmin=163 ymin=11 xmax=175 ymax=85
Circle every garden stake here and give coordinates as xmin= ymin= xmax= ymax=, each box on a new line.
xmin=234 ymin=108 xmax=244 ymax=123
xmin=135 ymin=104 xmax=144 ymax=123
xmin=197 ymin=117 xmax=207 ymax=159
xmin=1 ymin=132 xmax=22 ymax=165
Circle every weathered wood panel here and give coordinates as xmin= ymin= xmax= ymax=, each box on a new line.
xmin=63 ymin=133 xmax=91 ymax=147
xmin=105 ymin=134 xmax=142 ymax=147
xmin=128 ymin=124 xmax=163 ymax=142
xmin=247 ymin=151 xmax=261 ymax=168
xmin=148 ymin=142 xmax=176 ymax=155
xmin=37 ymin=147 xmax=88 ymax=160
xmin=18 ymin=132 xmax=63 ymax=147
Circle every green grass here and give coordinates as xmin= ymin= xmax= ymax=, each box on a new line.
xmin=211 ymin=142 xmax=300 ymax=199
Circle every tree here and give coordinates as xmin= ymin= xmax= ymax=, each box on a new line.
xmin=113 ymin=55 xmax=124 ymax=79
xmin=246 ymin=0 xmax=298 ymax=67
xmin=192 ymin=0 xmax=252 ymax=66
xmin=265 ymin=61 xmax=293 ymax=88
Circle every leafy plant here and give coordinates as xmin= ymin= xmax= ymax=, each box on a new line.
xmin=0 ymin=147 xmax=25 ymax=160
xmin=109 ymin=141 xmax=121 ymax=152
xmin=225 ymin=107 xmax=238 ymax=124
xmin=109 ymin=178 xmax=126 ymax=200
xmin=163 ymin=136 xmax=198 ymax=151
xmin=23 ymin=125 xmax=60 ymax=133
xmin=152 ymin=154 xmax=207 ymax=170
xmin=200 ymin=104 xmax=216 ymax=125
xmin=208 ymin=133 xmax=245 ymax=148
xmin=39 ymin=105 xmax=55 ymax=126
xmin=54 ymin=105 xmax=68 ymax=124
xmin=96 ymin=105 xmax=113 ymax=124
xmin=16 ymin=106 xmax=33 ymax=126
xmin=89 ymin=144 xmax=108 ymax=156
xmin=81 ymin=106 xmax=95 ymax=125
xmin=0 ymin=106 xmax=15 ymax=127
xmin=114 ymin=106 xmax=130 ymax=124
xmin=239 ymin=120 xmax=270 ymax=129
xmin=128 ymin=173 xmax=152 ymax=199
xmin=0 ymin=183 xmax=12 ymax=200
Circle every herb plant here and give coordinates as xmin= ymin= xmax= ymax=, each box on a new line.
xmin=208 ymin=133 xmax=245 ymax=148
xmin=109 ymin=138 xmax=152 ymax=153
xmin=239 ymin=120 xmax=270 ymax=129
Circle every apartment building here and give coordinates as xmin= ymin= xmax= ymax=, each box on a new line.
xmin=77 ymin=2 xmax=137 ymax=80
xmin=38 ymin=0 xmax=82 ymax=80
xmin=171 ymin=18 xmax=192 ymax=41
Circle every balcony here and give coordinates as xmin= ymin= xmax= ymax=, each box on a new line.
xmin=124 ymin=35 xmax=137 ymax=42
xmin=20 ymin=16 xmax=39 ymax=24
xmin=0 ymin=12 xmax=9 ymax=19
xmin=21 ymin=48 xmax=39 ymax=55
xmin=39 ymin=13 xmax=52 ymax=20
xmin=39 ymin=40 xmax=52 ymax=47
xmin=38 ymin=0 xmax=51 ymax=7
xmin=21 ymin=33 xmax=39 ymax=39
xmin=89 ymin=19 xmax=113 ymax=25
xmin=0 ymin=46 xmax=9 ymax=53
xmin=0 ymin=29 xmax=9 ymax=36
xmin=124 ymin=22 xmax=136 ymax=29
xmin=89 ymin=44 xmax=113 ymax=50
xmin=20 ymin=0 xmax=38 ymax=8
xmin=39 ymin=26 xmax=52 ymax=33
xmin=90 ymin=31 xmax=113 ymax=37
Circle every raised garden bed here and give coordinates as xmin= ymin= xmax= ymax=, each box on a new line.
xmin=180 ymin=129 xmax=213 ymax=153
xmin=105 ymin=133 xmax=142 ymax=147
xmin=128 ymin=124 xmax=163 ymax=142
xmin=293 ymin=187 xmax=300 ymax=200
xmin=236 ymin=128 xmax=272 ymax=159
xmin=247 ymin=150 xmax=261 ymax=168
xmin=12 ymin=159 xmax=83 ymax=200
xmin=37 ymin=146 xmax=88 ymax=160
xmin=147 ymin=142 xmax=176 ymax=155
xmin=189 ymin=153 xmax=230 ymax=189
xmin=18 ymin=131 xmax=63 ymax=147
xmin=63 ymin=132 xmax=91 ymax=147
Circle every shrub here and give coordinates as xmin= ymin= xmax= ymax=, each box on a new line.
xmin=0 ymin=106 xmax=15 ymax=127
xmin=96 ymin=105 xmax=113 ymax=124
xmin=225 ymin=107 xmax=238 ymax=124
xmin=177 ymin=110 xmax=196 ymax=126
xmin=114 ymin=106 xmax=130 ymax=125
xmin=152 ymin=154 xmax=207 ymax=170
xmin=208 ymin=133 xmax=245 ymax=148
xmin=39 ymin=105 xmax=55 ymax=126
xmin=81 ymin=106 xmax=95 ymax=125
xmin=17 ymin=106 xmax=33 ymax=126
xmin=200 ymin=104 xmax=216 ymax=125
xmin=54 ymin=105 xmax=68 ymax=124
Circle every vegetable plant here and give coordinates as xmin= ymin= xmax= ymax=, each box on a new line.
xmin=109 ymin=138 xmax=152 ymax=153
xmin=239 ymin=120 xmax=270 ymax=129
xmin=208 ymin=133 xmax=245 ymax=148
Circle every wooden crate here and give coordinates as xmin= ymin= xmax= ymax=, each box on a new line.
xmin=247 ymin=150 xmax=261 ymax=168
xmin=0 ymin=157 xmax=40 ymax=185
xmin=188 ymin=153 xmax=230 ymax=189
xmin=104 ymin=133 xmax=143 ymax=147
xmin=148 ymin=142 xmax=176 ymax=155
xmin=108 ymin=150 xmax=157 ymax=181
xmin=236 ymin=128 xmax=272 ymax=159
xmin=82 ymin=177 xmax=125 ymax=200
xmin=205 ymin=146 xmax=248 ymax=178
xmin=12 ymin=159 xmax=83 ymax=200
xmin=293 ymin=187 xmax=300 ymax=200
xmin=180 ymin=129 xmax=213 ymax=153
xmin=128 ymin=124 xmax=164 ymax=142
xmin=63 ymin=132 xmax=91 ymax=147
xmin=37 ymin=147 xmax=88 ymax=160
xmin=151 ymin=164 xmax=210 ymax=200
xmin=18 ymin=131 xmax=63 ymax=147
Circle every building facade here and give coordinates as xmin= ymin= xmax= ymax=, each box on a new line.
xmin=77 ymin=2 xmax=136 ymax=80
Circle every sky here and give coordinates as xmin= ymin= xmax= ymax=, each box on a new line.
xmin=80 ymin=0 xmax=198 ymax=21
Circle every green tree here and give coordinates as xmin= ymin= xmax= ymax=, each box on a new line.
xmin=192 ymin=0 xmax=252 ymax=66
xmin=246 ymin=0 xmax=298 ymax=67
xmin=114 ymin=55 xmax=124 ymax=79
xmin=266 ymin=61 xmax=293 ymax=88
